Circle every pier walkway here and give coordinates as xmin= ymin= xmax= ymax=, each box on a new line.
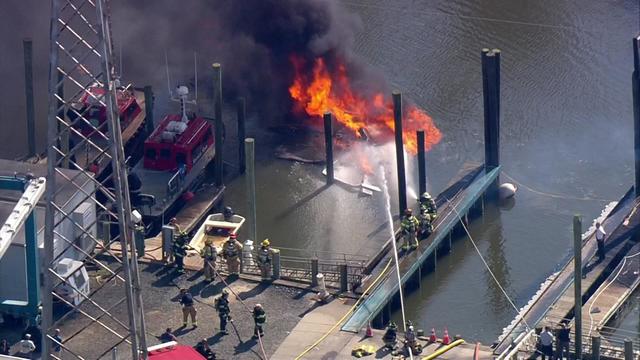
xmin=495 ymin=187 xmax=640 ymax=358
xmin=342 ymin=164 xmax=500 ymax=332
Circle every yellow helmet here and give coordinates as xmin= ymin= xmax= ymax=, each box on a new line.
xmin=204 ymin=238 xmax=213 ymax=246
xmin=261 ymin=239 xmax=270 ymax=247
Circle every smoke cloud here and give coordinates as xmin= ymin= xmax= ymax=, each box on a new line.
xmin=110 ymin=0 xmax=388 ymax=122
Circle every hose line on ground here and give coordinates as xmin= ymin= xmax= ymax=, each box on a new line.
xmin=294 ymin=258 xmax=394 ymax=360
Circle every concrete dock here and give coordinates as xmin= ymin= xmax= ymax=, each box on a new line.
xmin=272 ymin=296 xmax=493 ymax=359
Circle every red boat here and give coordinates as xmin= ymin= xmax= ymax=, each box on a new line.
xmin=143 ymin=114 xmax=213 ymax=173
xmin=69 ymin=83 xmax=143 ymax=138
xmin=130 ymin=86 xmax=216 ymax=226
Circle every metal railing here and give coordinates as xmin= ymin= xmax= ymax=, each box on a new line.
xmin=212 ymin=251 xmax=365 ymax=290
xmin=166 ymin=168 xmax=185 ymax=197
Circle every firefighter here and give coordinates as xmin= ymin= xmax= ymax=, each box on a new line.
xmin=173 ymin=231 xmax=189 ymax=274
xmin=418 ymin=192 xmax=436 ymax=239
xmin=419 ymin=192 xmax=437 ymax=222
xmin=179 ymin=288 xmax=197 ymax=327
xmin=167 ymin=218 xmax=182 ymax=264
xmin=256 ymin=239 xmax=272 ymax=280
xmin=223 ymin=206 xmax=234 ymax=222
xmin=201 ymin=238 xmax=217 ymax=282
xmin=252 ymin=304 xmax=266 ymax=339
xmin=400 ymin=209 xmax=419 ymax=251
xmin=382 ymin=322 xmax=398 ymax=349
xmin=222 ymin=233 xmax=243 ymax=276
xmin=404 ymin=325 xmax=422 ymax=355
xmin=214 ymin=290 xmax=232 ymax=335
xmin=194 ymin=339 xmax=216 ymax=360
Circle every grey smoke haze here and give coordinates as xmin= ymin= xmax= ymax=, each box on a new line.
xmin=110 ymin=0 xmax=384 ymax=119
xmin=0 ymin=0 xmax=386 ymax=157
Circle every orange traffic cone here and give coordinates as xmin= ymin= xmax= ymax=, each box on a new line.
xmin=442 ymin=328 xmax=451 ymax=345
xmin=365 ymin=322 xmax=373 ymax=338
xmin=429 ymin=328 xmax=437 ymax=343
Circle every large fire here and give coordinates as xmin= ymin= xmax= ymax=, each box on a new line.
xmin=288 ymin=56 xmax=442 ymax=154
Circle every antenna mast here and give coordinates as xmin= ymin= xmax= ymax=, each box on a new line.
xmin=43 ymin=0 xmax=147 ymax=358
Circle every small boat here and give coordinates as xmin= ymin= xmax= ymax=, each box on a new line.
xmin=130 ymin=85 xmax=217 ymax=228
xmin=188 ymin=212 xmax=245 ymax=254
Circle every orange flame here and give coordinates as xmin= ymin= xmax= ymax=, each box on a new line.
xmin=288 ymin=56 xmax=442 ymax=154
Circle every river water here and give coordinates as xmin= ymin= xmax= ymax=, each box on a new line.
xmin=3 ymin=0 xmax=639 ymax=346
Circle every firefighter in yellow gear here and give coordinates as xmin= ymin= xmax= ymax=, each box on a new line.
xmin=400 ymin=209 xmax=419 ymax=251
xmin=418 ymin=192 xmax=436 ymax=239
xmin=200 ymin=238 xmax=217 ymax=282
xmin=257 ymin=239 xmax=272 ymax=280
xmin=222 ymin=233 xmax=243 ymax=275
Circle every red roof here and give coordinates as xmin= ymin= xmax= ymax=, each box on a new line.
xmin=148 ymin=345 xmax=206 ymax=360
xmin=80 ymin=86 xmax=138 ymax=114
xmin=146 ymin=114 xmax=211 ymax=147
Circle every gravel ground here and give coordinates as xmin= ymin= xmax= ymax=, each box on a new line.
xmin=1 ymin=261 xmax=317 ymax=359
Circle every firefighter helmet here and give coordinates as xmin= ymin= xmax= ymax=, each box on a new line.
xmin=261 ymin=239 xmax=270 ymax=247
xmin=420 ymin=192 xmax=432 ymax=202
xmin=404 ymin=208 xmax=413 ymax=216
xmin=204 ymin=238 xmax=213 ymax=246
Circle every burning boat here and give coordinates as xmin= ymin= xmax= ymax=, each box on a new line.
xmin=129 ymin=85 xmax=216 ymax=227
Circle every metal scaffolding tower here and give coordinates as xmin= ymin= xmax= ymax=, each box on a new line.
xmin=42 ymin=0 xmax=147 ymax=358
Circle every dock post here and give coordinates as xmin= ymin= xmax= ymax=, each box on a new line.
xmin=23 ymin=39 xmax=36 ymax=158
xmin=591 ymin=335 xmax=601 ymax=360
xmin=212 ymin=63 xmax=224 ymax=186
xmin=323 ymin=112 xmax=334 ymax=184
xmin=393 ymin=91 xmax=408 ymax=214
xmin=57 ymin=70 xmax=69 ymax=168
xmin=311 ymin=257 xmax=319 ymax=287
xmin=624 ymin=339 xmax=633 ymax=360
xmin=271 ymin=249 xmax=281 ymax=280
xmin=633 ymin=36 xmax=640 ymax=196
xmin=573 ymin=215 xmax=583 ymax=358
xmin=245 ymin=138 xmax=258 ymax=243
xmin=339 ymin=264 xmax=348 ymax=292
xmin=417 ymin=130 xmax=426 ymax=196
xmin=482 ymin=49 xmax=501 ymax=197
xmin=143 ymin=86 xmax=155 ymax=136
xmin=237 ymin=98 xmax=246 ymax=174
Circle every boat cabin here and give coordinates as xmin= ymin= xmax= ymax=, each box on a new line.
xmin=143 ymin=114 xmax=213 ymax=173
xmin=69 ymin=85 xmax=142 ymax=137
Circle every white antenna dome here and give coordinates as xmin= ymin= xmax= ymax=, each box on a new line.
xmin=176 ymin=86 xmax=189 ymax=96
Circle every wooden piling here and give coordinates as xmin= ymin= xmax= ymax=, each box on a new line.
xmin=212 ymin=63 xmax=224 ymax=186
xmin=323 ymin=112 xmax=334 ymax=184
xmin=573 ymin=215 xmax=583 ymax=358
xmin=482 ymin=49 xmax=501 ymax=196
xmin=393 ymin=91 xmax=407 ymax=214
xmin=311 ymin=257 xmax=319 ymax=287
xmin=624 ymin=339 xmax=633 ymax=360
xmin=339 ymin=263 xmax=348 ymax=292
xmin=632 ymin=36 xmax=640 ymax=196
xmin=591 ymin=335 xmax=601 ymax=360
xmin=237 ymin=98 xmax=246 ymax=174
xmin=245 ymin=138 xmax=257 ymax=242
xmin=143 ymin=86 xmax=155 ymax=136
xmin=23 ymin=39 xmax=36 ymax=158
xmin=417 ymin=130 xmax=426 ymax=196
